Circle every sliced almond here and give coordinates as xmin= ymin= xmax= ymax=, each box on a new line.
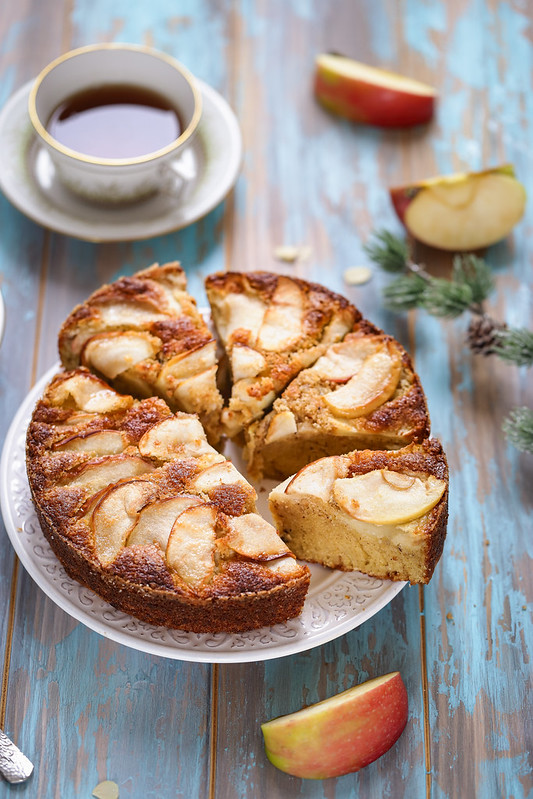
xmin=343 ymin=266 xmax=372 ymax=286
xmin=92 ymin=781 xmax=119 ymax=799
xmin=82 ymin=331 xmax=160 ymax=379
xmin=323 ymin=343 xmax=402 ymax=417
xmin=91 ymin=479 xmax=155 ymax=566
xmin=127 ymin=494 xmax=203 ymax=550
xmin=166 ymin=504 xmax=217 ymax=585
xmin=222 ymin=513 xmax=290 ymax=560
xmin=332 ymin=469 xmax=446 ymax=525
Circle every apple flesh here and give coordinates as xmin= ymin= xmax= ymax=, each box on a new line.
xmin=314 ymin=53 xmax=436 ymax=128
xmin=261 ymin=672 xmax=408 ymax=779
xmin=390 ymin=165 xmax=526 ymax=251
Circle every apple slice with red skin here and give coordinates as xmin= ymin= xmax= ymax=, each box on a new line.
xmin=314 ymin=53 xmax=436 ymax=128
xmin=390 ymin=165 xmax=526 ymax=251
xmin=261 ymin=671 xmax=408 ymax=779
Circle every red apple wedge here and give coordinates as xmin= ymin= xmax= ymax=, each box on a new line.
xmin=314 ymin=53 xmax=436 ymax=128
xmin=390 ymin=165 xmax=526 ymax=251
xmin=261 ymin=671 xmax=408 ymax=779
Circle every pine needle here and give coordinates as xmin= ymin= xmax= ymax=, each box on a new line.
xmin=364 ymin=230 xmax=409 ymax=273
xmin=492 ymin=328 xmax=533 ymax=367
xmin=503 ymin=407 xmax=533 ymax=454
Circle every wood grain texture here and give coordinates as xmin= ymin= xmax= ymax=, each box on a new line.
xmin=0 ymin=1 xmax=531 ymax=798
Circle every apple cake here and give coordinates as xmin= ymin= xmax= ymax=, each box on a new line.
xmin=26 ymin=369 xmax=310 ymax=633
xmin=269 ymin=440 xmax=448 ymax=585
xmin=205 ymin=271 xmax=358 ymax=438
xmin=245 ymin=320 xmax=430 ymax=480
xmin=58 ymin=262 xmax=224 ymax=443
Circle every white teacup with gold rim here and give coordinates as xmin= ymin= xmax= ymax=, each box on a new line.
xmin=28 ymin=43 xmax=202 ymax=204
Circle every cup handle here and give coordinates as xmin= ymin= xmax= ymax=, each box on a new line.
xmin=158 ymin=150 xmax=197 ymax=198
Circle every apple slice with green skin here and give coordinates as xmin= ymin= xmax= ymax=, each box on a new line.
xmin=333 ymin=468 xmax=446 ymax=524
xmin=261 ymin=671 xmax=408 ymax=779
xmin=314 ymin=53 xmax=436 ymax=128
xmin=390 ymin=165 xmax=526 ymax=251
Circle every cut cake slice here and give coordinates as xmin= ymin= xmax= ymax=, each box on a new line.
xmin=269 ymin=440 xmax=448 ymax=585
xmin=205 ymin=271 xmax=358 ymax=438
xmin=26 ymin=369 xmax=310 ymax=633
xmin=245 ymin=320 xmax=430 ymax=479
xmin=58 ymin=262 xmax=223 ymax=443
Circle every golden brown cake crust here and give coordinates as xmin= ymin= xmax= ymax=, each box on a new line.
xmin=26 ymin=370 xmax=310 ymax=633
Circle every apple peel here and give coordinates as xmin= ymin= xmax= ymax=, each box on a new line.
xmin=261 ymin=671 xmax=408 ymax=779
xmin=314 ymin=53 xmax=436 ymax=128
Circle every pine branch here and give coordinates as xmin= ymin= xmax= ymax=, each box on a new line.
xmin=452 ymin=254 xmax=495 ymax=307
xmin=383 ymin=274 xmax=427 ymax=311
xmin=502 ymin=407 xmax=533 ymax=454
xmin=492 ymin=328 xmax=533 ymax=367
xmin=421 ymin=277 xmax=474 ymax=318
xmin=364 ymin=230 xmax=410 ymax=273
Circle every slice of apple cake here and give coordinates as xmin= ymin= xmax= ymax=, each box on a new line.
xmin=269 ymin=440 xmax=448 ymax=584
xmin=26 ymin=369 xmax=310 ymax=633
xmin=245 ymin=320 xmax=430 ymax=480
xmin=205 ymin=271 xmax=358 ymax=438
xmin=58 ymin=262 xmax=223 ymax=443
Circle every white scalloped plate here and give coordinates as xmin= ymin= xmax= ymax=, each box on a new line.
xmin=0 ymin=365 xmax=406 ymax=663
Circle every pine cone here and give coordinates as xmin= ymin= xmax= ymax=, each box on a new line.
xmin=466 ymin=315 xmax=507 ymax=356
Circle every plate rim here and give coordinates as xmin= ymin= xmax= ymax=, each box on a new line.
xmin=0 ymin=365 xmax=406 ymax=663
xmin=0 ymin=78 xmax=242 ymax=242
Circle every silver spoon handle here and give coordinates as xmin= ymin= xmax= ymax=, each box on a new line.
xmin=0 ymin=728 xmax=34 ymax=783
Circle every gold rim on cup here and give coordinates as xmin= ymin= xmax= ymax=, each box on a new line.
xmin=28 ymin=42 xmax=203 ymax=167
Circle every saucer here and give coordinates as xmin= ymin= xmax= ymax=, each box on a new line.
xmin=0 ymin=79 xmax=242 ymax=242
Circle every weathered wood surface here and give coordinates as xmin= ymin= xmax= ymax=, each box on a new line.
xmin=0 ymin=2 xmax=531 ymax=797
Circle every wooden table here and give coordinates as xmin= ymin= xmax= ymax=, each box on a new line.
xmin=0 ymin=2 xmax=531 ymax=797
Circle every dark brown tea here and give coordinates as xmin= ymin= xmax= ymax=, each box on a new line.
xmin=47 ymin=84 xmax=183 ymax=159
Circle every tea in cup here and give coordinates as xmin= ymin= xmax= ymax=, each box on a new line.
xmin=28 ymin=43 xmax=202 ymax=203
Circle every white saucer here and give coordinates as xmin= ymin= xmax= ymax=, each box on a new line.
xmin=0 ymin=79 xmax=242 ymax=242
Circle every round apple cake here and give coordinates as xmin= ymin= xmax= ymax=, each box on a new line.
xmin=26 ymin=264 xmax=448 ymax=633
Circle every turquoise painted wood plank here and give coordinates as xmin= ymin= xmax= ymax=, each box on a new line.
xmin=402 ymin=2 xmax=533 ymax=797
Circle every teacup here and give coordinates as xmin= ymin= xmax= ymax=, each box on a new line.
xmin=28 ymin=43 xmax=202 ymax=204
